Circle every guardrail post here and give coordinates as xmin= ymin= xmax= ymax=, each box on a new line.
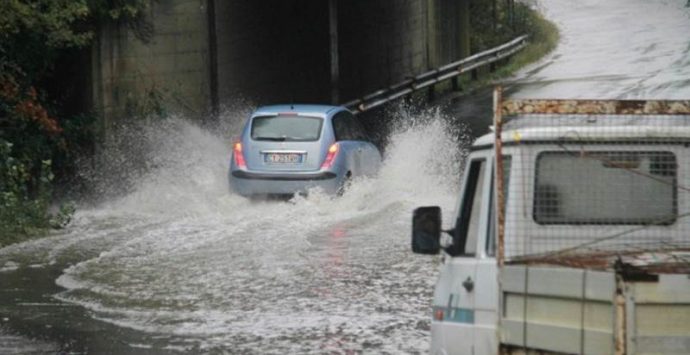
xmin=427 ymin=85 xmax=436 ymax=101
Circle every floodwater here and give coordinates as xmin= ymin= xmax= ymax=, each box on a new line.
xmin=512 ymin=0 xmax=690 ymax=99
xmin=2 ymin=0 xmax=690 ymax=354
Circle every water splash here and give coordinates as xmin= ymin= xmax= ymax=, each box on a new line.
xmin=69 ymin=102 xmax=468 ymax=221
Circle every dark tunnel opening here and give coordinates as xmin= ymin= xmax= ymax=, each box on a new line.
xmin=215 ymin=1 xmax=436 ymax=108
xmin=216 ymin=1 xmax=332 ymax=106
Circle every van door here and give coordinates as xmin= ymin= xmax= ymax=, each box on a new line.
xmin=431 ymin=158 xmax=491 ymax=355
xmin=473 ymin=156 xmax=510 ymax=354
xmin=432 ymin=155 xmax=510 ymax=355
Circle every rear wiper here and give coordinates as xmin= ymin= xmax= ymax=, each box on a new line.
xmin=257 ymin=136 xmax=287 ymax=141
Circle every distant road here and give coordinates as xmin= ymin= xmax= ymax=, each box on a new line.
xmin=440 ymin=0 xmax=690 ymax=137
xmin=511 ymin=0 xmax=690 ymax=99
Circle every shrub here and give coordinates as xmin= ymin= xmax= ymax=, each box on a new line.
xmin=0 ymin=140 xmax=52 ymax=244
xmin=0 ymin=0 xmax=153 ymax=245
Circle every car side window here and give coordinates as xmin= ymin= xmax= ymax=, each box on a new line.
xmin=350 ymin=115 xmax=369 ymax=141
xmin=332 ymin=112 xmax=355 ymax=141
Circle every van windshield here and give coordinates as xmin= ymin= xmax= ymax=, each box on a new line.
xmin=251 ymin=115 xmax=323 ymax=142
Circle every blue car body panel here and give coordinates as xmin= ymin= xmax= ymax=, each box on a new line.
xmin=229 ymin=104 xmax=381 ymax=197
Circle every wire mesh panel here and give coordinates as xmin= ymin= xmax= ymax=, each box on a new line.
xmin=494 ymin=96 xmax=690 ymax=273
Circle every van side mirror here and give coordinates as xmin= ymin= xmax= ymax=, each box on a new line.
xmin=412 ymin=206 xmax=442 ymax=255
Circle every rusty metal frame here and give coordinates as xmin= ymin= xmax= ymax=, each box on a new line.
xmin=501 ymin=99 xmax=690 ymax=116
xmin=494 ymin=86 xmax=507 ymax=268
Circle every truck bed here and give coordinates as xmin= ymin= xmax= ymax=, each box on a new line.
xmin=500 ymin=264 xmax=690 ymax=354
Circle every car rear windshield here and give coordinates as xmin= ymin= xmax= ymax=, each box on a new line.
xmin=534 ymin=151 xmax=677 ymax=225
xmin=251 ymin=115 xmax=323 ymax=142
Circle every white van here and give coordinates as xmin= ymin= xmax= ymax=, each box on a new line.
xmin=412 ymin=91 xmax=690 ymax=355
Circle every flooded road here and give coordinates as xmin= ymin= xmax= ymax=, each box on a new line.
xmin=512 ymin=0 xmax=690 ymax=99
xmin=1 ymin=114 xmax=465 ymax=354
xmin=2 ymin=0 xmax=690 ymax=354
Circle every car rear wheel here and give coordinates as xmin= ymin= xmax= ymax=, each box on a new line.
xmin=337 ymin=172 xmax=352 ymax=196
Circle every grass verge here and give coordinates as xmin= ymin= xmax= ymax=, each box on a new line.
xmin=436 ymin=4 xmax=560 ymax=96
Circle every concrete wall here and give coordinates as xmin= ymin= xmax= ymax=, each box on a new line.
xmin=338 ymin=0 xmax=465 ymax=102
xmin=213 ymin=0 xmax=465 ymax=106
xmin=91 ymin=0 xmax=211 ymax=126
xmin=337 ymin=0 xmax=427 ymax=102
xmin=91 ymin=0 xmax=466 ymax=124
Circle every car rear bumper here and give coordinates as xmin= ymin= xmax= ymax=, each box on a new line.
xmin=231 ymin=170 xmax=336 ymax=181
xmin=229 ymin=169 xmax=340 ymax=196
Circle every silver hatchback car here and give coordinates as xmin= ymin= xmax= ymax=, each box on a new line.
xmin=229 ymin=104 xmax=382 ymax=197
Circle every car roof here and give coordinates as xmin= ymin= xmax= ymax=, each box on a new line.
xmin=252 ymin=104 xmax=345 ymax=118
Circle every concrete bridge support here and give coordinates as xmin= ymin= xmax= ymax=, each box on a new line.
xmin=90 ymin=0 xmax=469 ymax=125
xmin=91 ymin=0 xmax=212 ymax=127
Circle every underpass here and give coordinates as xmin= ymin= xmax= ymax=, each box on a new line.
xmin=93 ymin=0 xmax=467 ymax=122
xmin=2 ymin=0 xmax=690 ymax=354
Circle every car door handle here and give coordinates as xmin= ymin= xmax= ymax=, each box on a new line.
xmin=462 ymin=277 xmax=474 ymax=292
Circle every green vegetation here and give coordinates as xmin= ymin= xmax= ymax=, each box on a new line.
xmin=0 ymin=0 xmax=152 ymax=246
xmin=467 ymin=1 xmax=559 ymax=88
xmin=425 ymin=1 xmax=558 ymax=97
xmin=478 ymin=2 xmax=560 ymax=80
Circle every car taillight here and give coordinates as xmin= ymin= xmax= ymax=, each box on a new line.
xmin=434 ymin=309 xmax=444 ymax=321
xmin=234 ymin=142 xmax=247 ymax=169
xmin=321 ymin=143 xmax=339 ymax=169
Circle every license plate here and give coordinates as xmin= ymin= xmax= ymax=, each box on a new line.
xmin=265 ymin=153 xmax=303 ymax=164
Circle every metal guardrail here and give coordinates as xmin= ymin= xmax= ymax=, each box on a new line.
xmin=343 ymin=35 xmax=529 ymax=114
